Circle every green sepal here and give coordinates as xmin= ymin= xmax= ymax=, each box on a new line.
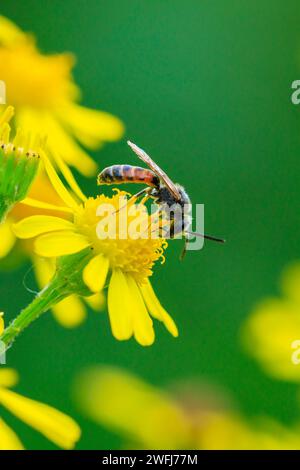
xmin=0 ymin=147 xmax=40 ymax=223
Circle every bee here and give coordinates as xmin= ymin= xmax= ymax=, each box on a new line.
xmin=97 ymin=141 xmax=225 ymax=258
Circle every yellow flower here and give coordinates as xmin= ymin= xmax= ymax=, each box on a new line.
xmin=0 ymin=368 xmax=80 ymax=450
xmin=242 ymin=262 xmax=300 ymax=382
xmin=0 ymin=111 xmax=104 ymax=328
xmin=0 ymin=15 xmax=124 ymax=176
xmin=74 ymin=366 xmax=191 ymax=449
xmin=198 ymin=413 xmax=300 ymax=450
xmin=0 ymin=105 xmax=93 ymax=327
xmin=0 ymin=167 xmax=105 ymax=328
xmin=0 ymin=167 xmax=96 ymax=326
xmin=13 ymin=151 xmax=178 ymax=346
xmin=75 ymin=366 xmax=300 ymax=450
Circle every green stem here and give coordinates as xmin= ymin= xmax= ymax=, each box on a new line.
xmin=0 ymin=282 xmax=66 ymax=350
xmin=0 ymin=248 xmax=93 ymax=351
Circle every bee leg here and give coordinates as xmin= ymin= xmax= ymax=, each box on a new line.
xmin=131 ymin=187 xmax=152 ymax=203
xmin=141 ymin=205 xmax=163 ymax=238
xmin=139 ymin=193 xmax=151 ymax=205
xmin=180 ymin=237 xmax=189 ymax=261
xmin=113 ymin=187 xmax=151 ymax=215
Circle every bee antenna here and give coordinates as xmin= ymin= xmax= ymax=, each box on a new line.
xmin=187 ymin=231 xmax=225 ymax=244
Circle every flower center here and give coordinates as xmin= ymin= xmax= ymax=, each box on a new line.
xmin=74 ymin=191 xmax=167 ymax=283
xmin=0 ymin=40 xmax=78 ymax=108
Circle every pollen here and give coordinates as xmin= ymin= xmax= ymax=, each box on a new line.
xmin=74 ymin=191 xmax=167 ymax=284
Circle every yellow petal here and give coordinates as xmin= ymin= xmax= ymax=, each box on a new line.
xmin=0 ymin=387 xmax=81 ymax=449
xmin=33 ymin=256 xmax=56 ymax=288
xmin=0 ymin=106 xmax=14 ymax=126
xmin=126 ymin=276 xmax=155 ymax=346
xmin=0 ymin=312 xmax=4 ymax=335
xmin=0 ymin=120 xmax=9 ymax=142
xmin=51 ymin=150 xmax=87 ymax=203
xmin=83 ymin=254 xmax=109 ymax=293
xmin=52 ymin=295 xmax=87 ymax=328
xmin=0 ymin=219 xmax=16 ymax=258
xmin=13 ymin=215 xmax=75 ymax=239
xmin=0 ymin=368 xmax=19 ymax=388
xmin=21 ymin=197 xmax=73 ymax=214
xmin=58 ymin=103 xmax=124 ymax=148
xmin=37 ymin=113 xmax=97 ymax=176
xmin=34 ymin=231 xmax=90 ymax=257
xmin=107 ymin=269 xmax=133 ymax=341
xmin=0 ymin=16 xmax=25 ymax=45
xmin=0 ymin=418 xmax=24 ymax=450
xmin=140 ymin=280 xmax=178 ymax=337
xmin=40 ymin=149 xmax=79 ymax=209
xmin=85 ymin=291 xmax=106 ymax=311
xmin=74 ymin=366 xmax=190 ymax=450
xmin=242 ymin=298 xmax=300 ymax=381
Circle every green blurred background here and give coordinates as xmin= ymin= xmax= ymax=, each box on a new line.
xmin=1 ymin=0 xmax=300 ymax=449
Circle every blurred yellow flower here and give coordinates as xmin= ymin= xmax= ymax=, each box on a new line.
xmin=0 ymin=368 xmax=80 ymax=450
xmin=242 ymin=262 xmax=300 ymax=382
xmin=74 ymin=366 xmax=300 ymax=450
xmin=13 ymin=151 xmax=178 ymax=346
xmin=199 ymin=412 xmax=300 ymax=450
xmin=0 ymin=15 xmax=124 ymax=176
xmin=74 ymin=366 xmax=191 ymax=449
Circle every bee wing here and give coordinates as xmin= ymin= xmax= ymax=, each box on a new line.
xmin=127 ymin=141 xmax=181 ymax=200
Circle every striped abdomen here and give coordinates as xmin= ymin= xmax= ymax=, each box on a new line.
xmin=97 ymin=165 xmax=160 ymax=187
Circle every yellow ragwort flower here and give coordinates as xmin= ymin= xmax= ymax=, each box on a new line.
xmin=0 ymin=162 xmax=104 ymax=328
xmin=198 ymin=412 xmax=300 ymax=450
xmin=75 ymin=366 xmax=300 ymax=450
xmin=13 ymin=151 xmax=178 ymax=346
xmin=0 ymin=105 xmax=103 ymax=327
xmin=74 ymin=366 xmax=191 ymax=449
xmin=0 ymin=15 xmax=124 ymax=176
xmin=242 ymin=262 xmax=300 ymax=382
xmin=0 ymin=368 xmax=80 ymax=450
